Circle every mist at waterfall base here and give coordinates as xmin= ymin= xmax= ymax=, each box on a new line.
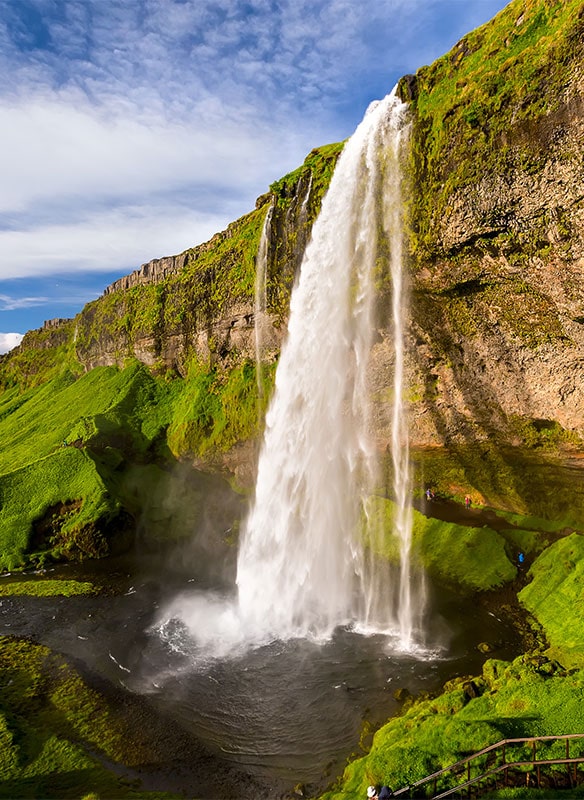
xmin=156 ymin=91 xmax=426 ymax=668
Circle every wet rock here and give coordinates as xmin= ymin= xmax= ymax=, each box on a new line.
xmin=477 ymin=641 xmax=494 ymax=654
xmin=462 ymin=680 xmax=482 ymax=700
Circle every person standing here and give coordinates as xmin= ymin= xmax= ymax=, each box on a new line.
xmin=367 ymin=786 xmax=393 ymax=799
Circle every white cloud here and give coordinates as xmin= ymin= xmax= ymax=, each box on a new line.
xmin=0 ymin=204 xmax=232 ymax=280
xmin=0 ymin=0 xmax=510 ymax=333
xmin=0 ymin=91 xmax=313 ymax=216
xmin=0 ymin=333 xmax=23 ymax=354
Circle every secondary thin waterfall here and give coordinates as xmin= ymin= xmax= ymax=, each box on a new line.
xmin=237 ymin=89 xmax=419 ymax=645
xmin=254 ymin=202 xmax=273 ymax=396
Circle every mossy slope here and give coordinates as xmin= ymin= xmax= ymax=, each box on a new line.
xmin=519 ymin=533 xmax=584 ymax=668
xmin=0 ymin=637 xmax=181 ymax=799
xmin=321 ymin=657 xmax=584 ymax=799
xmin=322 ymin=515 xmax=584 ymax=799
xmin=0 ymin=354 xmax=261 ymax=570
xmin=365 ymin=495 xmax=517 ymax=591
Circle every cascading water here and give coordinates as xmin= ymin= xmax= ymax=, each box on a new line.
xmin=237 ymin=88 xmax=423 ymax=647
xmin=254 ymin=202 xmax=273 ymax=397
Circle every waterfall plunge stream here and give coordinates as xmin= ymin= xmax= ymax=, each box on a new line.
xmin=156 ymin=90 xmax=425 ymax=656
xmin=238 ymin=90 xmax=423 ymax=649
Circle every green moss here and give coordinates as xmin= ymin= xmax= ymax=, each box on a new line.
xmin=364 ymin=496 xmax=516 ymax=591
xmin=0 ymin=579 xmax=98 ymax=597
xmin=320 ymin=657 xmax=584 ymax=799
xmin=167 ymin=356 xmax=274 ymax=457
xmin=519 ymin=534 xmax=584 ymax=668
xmin=0 ymin=637 xmax=180 ymax=798
xmin=270 ymin=141 xmax=344 ymax=212
xmin=403 ymin=0 xmax=584 ymax=261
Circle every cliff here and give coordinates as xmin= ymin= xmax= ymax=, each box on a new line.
xmin=397 ymin=0 xmax=584 ymax=513
xmin=0 ymin=0 xmax=583 ymax=567
xmin=401 ymin=0 xmax=584 ymax=445
xmin=74 ymin=143 xmax=342 ymax=375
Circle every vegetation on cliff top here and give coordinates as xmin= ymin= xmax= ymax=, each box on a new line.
xmin=402 ymin=0 xmax=584 ymax=259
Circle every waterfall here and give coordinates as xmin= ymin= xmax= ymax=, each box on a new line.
xmin=254 ymin=202 xmax=273 ymax=396
xmin=237 ymin=89 xmax=421 ymax=646
xmin=388 ymin=143 xmax=416 ymax=650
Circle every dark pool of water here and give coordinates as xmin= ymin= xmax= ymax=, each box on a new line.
xmin=0 ymin=541 xmax=522 ymax=797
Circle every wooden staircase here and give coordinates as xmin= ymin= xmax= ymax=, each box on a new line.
xmin=391 ymin=734 xmax=584 ymax=798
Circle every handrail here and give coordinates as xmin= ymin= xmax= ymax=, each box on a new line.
xmin=391 ymin=733 xmax=584 ymax=798
xmin=433 ymin=757 xmax=584 ymax=799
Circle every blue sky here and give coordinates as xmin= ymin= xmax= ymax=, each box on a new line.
xmin=0 ymin=0 xmax=510 ymax=353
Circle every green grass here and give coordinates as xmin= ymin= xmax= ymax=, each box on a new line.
xmin=0 ymin=362 xmax=182 ymax=569
xmin=0 ymin=449 xmax=114 ymax=570
xmin=0 ymin=579 xmax=98 ymax=597
xmin=320 ymin=659 xmax=584 ymax=800
xmin=519 ymin=534 xmax=584 ymax=668
xmin=0 ymin=362 xmax=175 ymax=475
xmin=0 ymin=354 xmax=264 ymax=569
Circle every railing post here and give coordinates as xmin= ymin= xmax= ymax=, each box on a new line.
xmin=567 ymin=739 xmax=571 ymax=787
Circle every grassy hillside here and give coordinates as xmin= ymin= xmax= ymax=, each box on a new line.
xmin=0 ymin=356 xmax=268 ymax=570
xmin=0 ymin=363 xmax=172 ymax=569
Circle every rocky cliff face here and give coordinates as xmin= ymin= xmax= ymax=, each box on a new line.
xmin=404 ymin=90 xmax=584 ymax=447
xmin=2 ymin=0 xmax=582 ymax=513
xmin=70 ymin=144 xmax=340 ymax=376
xmin=400 ymin=2 xmax=584 ymax=457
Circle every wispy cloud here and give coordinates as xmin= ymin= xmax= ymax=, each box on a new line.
xmin=0 ymin=293 xmax=48 ymax=311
